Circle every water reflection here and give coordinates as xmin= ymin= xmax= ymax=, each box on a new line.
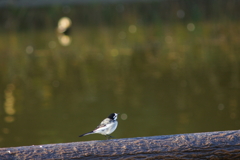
xmin=0 ymin=1 xmax=240 ymax=148
xmin=57 ymin=17 xmax=72 ymax=46
xmin=4 ymin=84 xmax=16 ymax=123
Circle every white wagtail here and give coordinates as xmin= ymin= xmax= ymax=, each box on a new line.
xmin=79 ymin=113 xmax=118 ymax=139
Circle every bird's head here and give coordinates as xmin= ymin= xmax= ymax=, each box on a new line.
xmin=108 ymin=113 xmax=118 ymax=120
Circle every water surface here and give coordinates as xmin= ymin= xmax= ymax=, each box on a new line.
xmin=0 ymin=1 xmax=240 ymax=147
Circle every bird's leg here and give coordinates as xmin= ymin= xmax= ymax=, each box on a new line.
xmin=108 ymin=135 xmax=114 ymax=138
xmin=105 ymin=135 xmax=109 ymax=140
xmin=105 ymin=135 xmax=114 ymax=140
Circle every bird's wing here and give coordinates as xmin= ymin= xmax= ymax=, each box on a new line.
xmin=92 ymin=118 xmax=113 ymax=133
xmin=95 ymin=118 xmax=111 ymax=129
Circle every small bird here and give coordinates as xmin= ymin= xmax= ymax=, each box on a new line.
xmin=79 ymin=113 xmax=118 ymax=139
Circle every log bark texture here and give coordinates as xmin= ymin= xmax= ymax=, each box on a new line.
xmin=0 ymin=130 xmax=240 ymax=159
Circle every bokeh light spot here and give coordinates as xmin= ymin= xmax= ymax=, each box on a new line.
xmin=26 ymin=46 xmax=34 ymax=54
xmin=218 ymin=104 xmax=225 ymax=110
xmin=58 ymin=17 xmax=72 ymax=33
xmin=187 ymin=23 xmax=195 ymax=31
xmin=129 ymin=25 xmax=137 ymax=33
xmin=4 ymin=116 xmax=14 ymax=123
xmin=2 ymin=128 xmax=9 ymax=134
xmin=58 ymin=35 xmax=71 ymax=46
xmin=121 ymin=113 xmax=128 ymax=120
xmin=177 ymin=10 xmax=185 ymax=18
xmin=111 ymin=49 xmax=119 ymax=57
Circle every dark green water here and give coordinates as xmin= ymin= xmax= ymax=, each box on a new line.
xmin=0 ymin=1 xmax=240 ymax=148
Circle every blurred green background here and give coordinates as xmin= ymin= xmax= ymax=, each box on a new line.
xmin=0 ymin=0 xmax=240 ymax=148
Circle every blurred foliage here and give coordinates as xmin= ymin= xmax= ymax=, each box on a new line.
xmin=0 ymin=0 xmax=240 ymax=31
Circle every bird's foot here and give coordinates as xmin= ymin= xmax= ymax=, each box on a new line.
xmin=105 ymin=135 xmax=114 ymax=140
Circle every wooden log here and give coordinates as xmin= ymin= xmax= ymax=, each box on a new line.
xmin=0 ymin=130 xmax=240 ymax=159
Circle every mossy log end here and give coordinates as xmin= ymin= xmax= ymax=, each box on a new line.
xmin=0 ymin=130 xmax=240 ymax=159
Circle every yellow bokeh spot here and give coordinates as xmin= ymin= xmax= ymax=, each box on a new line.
xmin=129 ymin=25 xmax=137 ymax=33
xmin=4 ymin=116 xmax=15 ymax=123
xmin=111 ymin=49 xmax=119 ymax=57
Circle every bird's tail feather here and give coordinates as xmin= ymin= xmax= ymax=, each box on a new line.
xmin=79 ymin=131 xmax=94 ymax=137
